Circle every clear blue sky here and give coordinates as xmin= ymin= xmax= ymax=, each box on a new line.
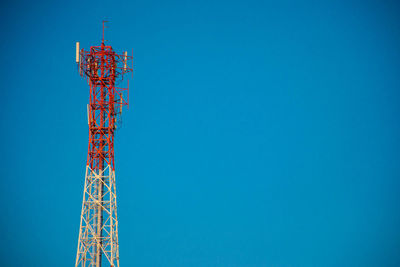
xmin=1 ymin=0 xmax=400 ymax=266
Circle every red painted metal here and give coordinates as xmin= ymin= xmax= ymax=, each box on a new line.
xmin=78 ymin=38 xmax=133 ymax=172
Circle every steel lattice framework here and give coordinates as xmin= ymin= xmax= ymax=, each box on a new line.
xmin=75 ymin=25 xmax=132 ymax=267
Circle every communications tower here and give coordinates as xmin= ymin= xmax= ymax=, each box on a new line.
xmin=75 ymin=22 xmax=133 ymax=267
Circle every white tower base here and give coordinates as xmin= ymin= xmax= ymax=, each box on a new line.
xmin=75 ymin=165 xmax=120 ymax=267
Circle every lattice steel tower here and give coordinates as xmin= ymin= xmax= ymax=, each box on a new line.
xmin=75 ymin=23 xmax=133 ymax=267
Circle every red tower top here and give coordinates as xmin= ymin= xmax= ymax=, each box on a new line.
xmin=76 ymin=31 xmax=133 ymax=171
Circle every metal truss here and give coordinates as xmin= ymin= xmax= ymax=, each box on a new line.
xmin=75 ymin=22 xmax=132 ymax=267
xmin=76 ymin=165 xmax=119 ymax=267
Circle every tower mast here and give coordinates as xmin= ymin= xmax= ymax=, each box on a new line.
xmin=75 ymin=23 xmax=133 ymax=267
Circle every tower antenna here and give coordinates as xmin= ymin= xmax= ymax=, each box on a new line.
xmin=102 ymin=20 xmax=109 ymax=44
